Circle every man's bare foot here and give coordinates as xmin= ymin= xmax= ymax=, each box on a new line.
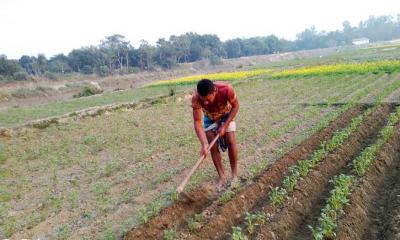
xmin=230 ymin=176 xmax=240 ymax=189
xmin=216 ymin=177 xmax=227 ymax=192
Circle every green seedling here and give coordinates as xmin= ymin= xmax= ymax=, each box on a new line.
xmin=244 ymin=212 xmax=257 ymax=234
xmin=269 ymin=187 xmax=287 ymax=206
xmin=163 ymin=228 xmax=176 ymax=240
xmin=138 ymin=207 xmax=149 ymax=224
xmin=231 ymin=226 xmax=247 ymax=240
xmin=218 ymin=188 xmax=235 ymax=204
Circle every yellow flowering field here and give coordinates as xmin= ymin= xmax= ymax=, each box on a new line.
xmin=272 ymin=60 xmax=400 ymax=78
xmin=147 ymin=69 xmax=271 ymax=86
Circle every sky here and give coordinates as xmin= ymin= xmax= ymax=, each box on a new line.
xmin=1 ymin=0 xmax=399 ymax=59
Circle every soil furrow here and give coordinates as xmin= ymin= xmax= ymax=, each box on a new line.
xmin=336 ymin=124 xmax=400 ymax=240
xmin=254 ymin=104 xmax=392 ymax=240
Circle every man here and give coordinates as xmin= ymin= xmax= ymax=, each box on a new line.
xmin=191 ymin=79 xmax=239 ymax=190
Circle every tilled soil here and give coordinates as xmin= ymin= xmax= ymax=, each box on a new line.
xmin=254 ymin=104 xmax=392 ymax=240
xmin=125 ymin=105 xmax=365 ymax=240
xmin=336 ymin=124 xmax=400 ymax=240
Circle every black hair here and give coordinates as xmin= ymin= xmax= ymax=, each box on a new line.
xmin=197 ymin=79 xmax=215 ymax=96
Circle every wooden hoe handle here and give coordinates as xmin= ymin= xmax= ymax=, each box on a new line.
xmin=177 ymin=134 xmax=220 ymax=193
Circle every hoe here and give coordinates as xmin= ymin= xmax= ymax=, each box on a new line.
xmin=177 ymin=134 xmax=220 ymax=201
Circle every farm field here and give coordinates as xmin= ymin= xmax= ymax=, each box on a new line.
xmin=2 ymin=42 xmax=400 ymax=129
xmin=1 ymin=47 xmax=400 ymax=240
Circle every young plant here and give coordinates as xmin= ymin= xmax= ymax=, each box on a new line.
xmin=55 ymin=224 xmax=71 ymax=240
xmin=187 ymin=213 xmax=204 ymax=232
xmin=254 ymin=212 xmax=268 ymax=225
xmin=167 ymin=189 xmax=180 ymax=202
xmin=194 ymin=213 xmax=203 ymax=222
xmin=187 ymin=217 xmax=197 ymax=233
xmin=149 ymin=197 xmax=164 ymax=216
xmin=231 ymin=226 xmax=247 ymax=240
xmin=163 ymin=228 xmax=176 ymax=240
xmin=296 ymin=160 xmax=312 ymax=177
xmin=309 ymin=225 xmax=323 ymax=240
xmin=282 ymin=175 xmax=298 ymax=193
xmin=311 ymin=174 xmax=353 ymax=239
xmin=247 ymin=159 xmax=269 ymax=180
xmin=218 ymin=188 xmax=235 ymax=204
xmin=138 ymin=206 xmax=149 ymax=224
xmin=244 ymin=212 xmax=257 ymax=234
xmin=269 ymin=187 xmax=287 ymax=206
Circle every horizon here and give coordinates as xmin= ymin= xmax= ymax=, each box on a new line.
xmin=1 ymin=0 xmax=399 ymax=59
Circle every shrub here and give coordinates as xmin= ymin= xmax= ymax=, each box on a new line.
xmin=0 ymin=75 xmax=7 ymax=82
xmin=81 ymin=65 xmax=93 ymax=74
xmin=11 ymin=88 xmax=43 ymax=98
xmin=96 ymin=65 xmax=110 ymax=77
xmin=44 ymin=71 xmax=58 ymax=80
xmin=209 ymin=55 xmax=222 ymax=65
xmin=35 ymin=86 xmax=55 ymax=95
xmin=13 ymin=71 xmax=29 ymax=81
xmin=73 ymin=85 xmax=103 ymax=98
xmin=0 ymin=91 xmax=10 ymax=102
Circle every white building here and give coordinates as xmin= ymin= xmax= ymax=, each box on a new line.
xmin=352 ymin=38 xmax=370 ymax=45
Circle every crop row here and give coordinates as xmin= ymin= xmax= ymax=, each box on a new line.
xmin=223 ymin=101 xmax=364 ymax=237
xmin=268 ymin=108 xmax=371 ymax=206
xmin=310 ymin=106 xmax=400 ymax=239
xmin=309 ymin=174 xmax=354 ymax=239
xmin=227 ymin=79 xmax=400 ymax=238
xmin=265 ymin=80 xmax=400 ymax=226
xmin=353 ymin=106 xmax=400 ymax=176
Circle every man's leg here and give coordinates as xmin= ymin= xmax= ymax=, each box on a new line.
xmin=225 ymin=131 xmax=238 ymax=181
xmin=206 ymin=130 xmax=226 ymax=188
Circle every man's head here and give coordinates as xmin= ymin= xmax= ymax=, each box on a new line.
xmin=197 ymin=79 xmax=217 ymax=106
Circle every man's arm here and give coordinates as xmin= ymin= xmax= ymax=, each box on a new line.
xmin=219 ymin=98 xmax=239 ymax=135
xmin=219 ymin=85 xmax=239 ymax=136
xmin=193 ymin=107 xmax=208 ymax=148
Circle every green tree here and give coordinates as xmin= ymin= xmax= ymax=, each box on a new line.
xmin=100 ymin=34 xmax=131 ymax=70
xmin=37 ymin=54 xmax=48 ymax=75
xmin=138 ymin=40 xmax=156 ymax=70
xmin=224 ymin=38 xmax=242 ymax=58
xmin=0 ymin=55 xmax=23 ymax=78
xmin=155 ymin=38 xmax=177 ymax=69
xmin=48 ymin=54 xmax=71 ymax=73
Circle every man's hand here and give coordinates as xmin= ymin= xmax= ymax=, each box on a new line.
xmin=218 ymin=125 xmax=227 ymax=137
xmin=200 ymin=145 xmax=208 ymax=157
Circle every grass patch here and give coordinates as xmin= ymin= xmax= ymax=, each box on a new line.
xmin=0 ymin=84 xmax=191 ymax=127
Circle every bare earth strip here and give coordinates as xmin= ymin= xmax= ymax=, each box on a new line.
xmin=336 ymin=123 xmax=400 ymax=240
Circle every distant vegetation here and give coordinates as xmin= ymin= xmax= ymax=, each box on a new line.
xmin=0 ymin=14 xmax=399 ymax=82
xmin=272 ymin=60 xmax=400 ymax=78
xmin=147 ymin=69 xmax=271 ymax=86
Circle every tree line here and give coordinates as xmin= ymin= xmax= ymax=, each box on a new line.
xmin=1 ymin=14 xmax=399 ymax=81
